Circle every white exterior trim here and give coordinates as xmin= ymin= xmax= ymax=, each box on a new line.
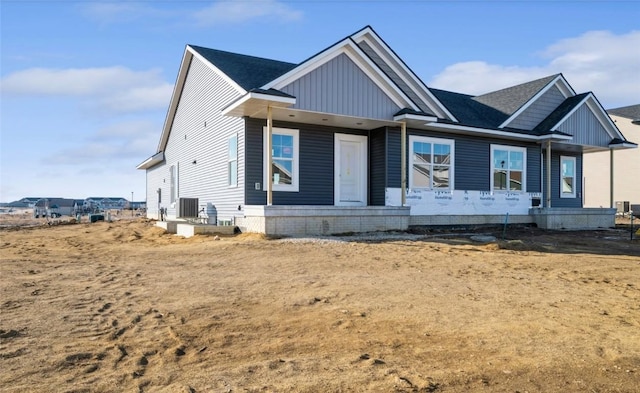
xmin=334 ymin=133 xmax=368 ymax=206
xmin=263 ymin=127 xmax=299 ymax=192
xmin=351 ymin=27 xmax=458 ymax=122
xmin=408 ymin=135 xmax=455 ymax=191
xmin=490 ymin=144 xmax=527 ymax=193
xmin=560 ymin=156 xmax=577 ymax=199
xmin=426 ymin=122 xmax=572 ymax=142
xmin=548 ymin=93 xmax=623 ymax=141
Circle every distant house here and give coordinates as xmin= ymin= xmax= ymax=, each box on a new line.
xmin=137 ymin=26 xmax=636 ymax=235
xmin=583 ymin=104 xmax=640 ymax=211
xmin=84 ymin=197 xmax=128 ymax=211
xmin=33 ymin=198 xmax=77 ymax=217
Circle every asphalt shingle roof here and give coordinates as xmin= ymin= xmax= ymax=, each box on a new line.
xmin=472 ymin=74 xmax=560 ymax=116
xmin=429 ymin=88 xmax=509 ymax=129
xmin=189 ymin=45 xmax=297 ymax=91
xmin=607 ymin=104 xmax=640 ymax=120
xmin=533 ymin=93 xmax=590 ymax=133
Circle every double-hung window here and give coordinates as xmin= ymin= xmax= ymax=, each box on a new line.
xmin=409 ymin=136 xmax=454 ymax=190
xmin=228 ymin=135 xmax=238 ymax=187
xmin=263 ymin=127 xmax=299 ymax=192
xmin=560 ymin=156 xmax=576 ymax=198
xmin=491 ymin=145 xmax=525 ymax=191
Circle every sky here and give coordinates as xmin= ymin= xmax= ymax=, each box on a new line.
xmin=1 ymin=0 xmax=639 ymax=203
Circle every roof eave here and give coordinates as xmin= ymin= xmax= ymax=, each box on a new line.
xmin=222 ymin=91 xmax=296 ymax=118
xmin=136 ymin=151 xmax=165 ymax=170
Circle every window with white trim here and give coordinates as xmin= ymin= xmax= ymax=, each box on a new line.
xmin=169 ymin=163 xmax=178 ymax=203
xmin=263 ymin=127 xmax=299 ymax=192
xmin=491 ymin=145 xmax=526 ymax=191
xmin=228 ymin=135 xmax=238 ymax=187
xmin=560 ymin=156 xmax=576 ymax=198
xmin=409 ymin=136 xmax=454 ymax=190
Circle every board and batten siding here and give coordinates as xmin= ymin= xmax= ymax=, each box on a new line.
xmin=509 ymin=85 xmax=566 ymax=130
xmin=356 ymin=41 xmax=434 ymax=116
xmin=557 ymin=105 xmax=613 ymax=148
xmin=369 ymin=128 xmax=387 ymax=205
xmin=244 ymin=118 xmax=368 ymax=206
xmin=279 ymin=53 xmax=400 ymax=120
xmin=151 ymin=55 xmax=245 ymax=221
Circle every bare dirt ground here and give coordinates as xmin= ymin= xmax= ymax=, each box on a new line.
xmin=1 ymin=216 xmax=639 ymax=392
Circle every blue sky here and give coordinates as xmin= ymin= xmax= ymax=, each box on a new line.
xmin=1 ymin=0 xmax=639 ymax=203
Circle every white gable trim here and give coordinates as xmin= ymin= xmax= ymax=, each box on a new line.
xmin=550 ymin=93 xmax=623 ymax=141
xmin=262 ymin=38 xmax=418 ymax=112
xmin=499 ymin=74 xmax=576 ymax=129
xmin=187 ymin=46 xmax=247 ymax=95
xmin=351 ymin=27 xmax=458 ymax=122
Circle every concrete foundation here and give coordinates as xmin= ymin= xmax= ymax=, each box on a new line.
xmin=156 ymin=220 xmax=237 ymax=237
xmin=529 ymin=207 xmax=616 ymax=230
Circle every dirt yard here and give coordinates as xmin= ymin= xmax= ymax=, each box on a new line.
xmin=1 ymin=216 xmax=639 ymax=392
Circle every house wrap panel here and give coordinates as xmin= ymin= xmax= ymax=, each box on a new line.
xmin=357 ymin=41 xmax=434 ymax=116
xmin=509 ymin=85 xmax=566 ymax=130
xmin=157 ymin=55 xmax=245 ymax=221
xmin=244 ymin=118 xmax=368 ymax=206
xmin=279 ymin=53 xmax=400 ymax=120
xmin=557 ymin=105 xmax=612 ymax=148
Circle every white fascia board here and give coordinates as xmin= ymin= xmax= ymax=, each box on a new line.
xmin=263 ymin=38 xmax=417 ymax=112
xmin=221 ymin=91 xmax=296 ymax=117
xmin=609 ymin=142 xmax=638 ymax=149
xmin=187 ymin=45 xmax=247 ymax=95
xmin=426 ymin=122 xmax=572 ymax=142
xmin=352 ymin=29 xmax=458 ymax=122
xmin=157 ymin=48 xmax=193 ymax=152
xmin=393 ymin=113 xmax=438 ymax=123
xmin=136 ymin=151 xmax=165 ymax=170
xmin=499 ymin=74 xmax=575 ymax=129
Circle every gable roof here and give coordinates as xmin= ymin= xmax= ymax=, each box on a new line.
xmin=533 ymin=93 xmax=590 ymax=133
xmin=189 ymin=45 xmax=296 ymax=91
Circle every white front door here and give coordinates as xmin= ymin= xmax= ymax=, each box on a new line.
xmin=335 ymin=134 xmax=367 ymax=206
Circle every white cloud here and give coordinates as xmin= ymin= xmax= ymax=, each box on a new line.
xmin=1 ymin=66 xmax=172 ymax=113
xmin=429 ymin=30 xmax=640 ymax=108
xmin=79 ymin=2 xmax=167 ymax=25
xmin=193 ymin=0 xmax=303 ymax=26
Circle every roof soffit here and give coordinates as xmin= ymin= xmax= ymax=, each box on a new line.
xmin=498 ymin=74 xmax=576 ymax=128
xmin=262 ymin=38 xmax=419 ymax=113
xmin=350 ymin=27 xmax=458 ymax=122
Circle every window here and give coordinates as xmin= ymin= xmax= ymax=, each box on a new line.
xmin=228 ymin=135 xmax=238 ymax=187
xmin=263 ymin=127 xmax=299 ymax=192
xmin=409 ymin=136 xmax=454 ymax=190
xmin=560 ymin=156 xmax=576 ymax=198
xmin=491 ymin=145 xmax=526 ymax=191
xmin=169 ymin=163 xmax=178 ymax=203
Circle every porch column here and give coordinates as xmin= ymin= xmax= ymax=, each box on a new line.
xmin=400 ymin=121 xmax=407 ymax=206
xmin=546 ymin=140 xmax=552 ymax=208
xmin=266 ymin=106 xmax=273 ymax=206
xmin=609 ymin=148 xmax=614 ymax=208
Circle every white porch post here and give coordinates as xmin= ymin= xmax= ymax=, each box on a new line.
xmin=266 ymin=106 xmax=273 ymax=206
xmin=401 ymin=121 xmax=407 ymax=206
xmin=546 ymin=140 xmax=552 ymax=208
xmin=609 ymin=148 xmax=614 ymax=208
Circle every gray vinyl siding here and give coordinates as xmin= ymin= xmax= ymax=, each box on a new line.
xmin=146 ymin=162 xmax=166 ymax=218
xmin=543 ymin=151 xmax=583 ymax=208
xmin=150 ymin=55 xmax=245 ymax=220
xmin=557 ymin=105 xmax=612 ymax=148
xmin=244 ymin=118 xmax=368 ymax=206
xmin=279 ymin=53 xmax=400 ymax=120
xmin=369 ymin=128 xmax=387 ymax=205
xmin=388 ymin=129 xmax=541 ymax=193
xmin=509 ymin=85 xmax=566 ymax=130
xmin=357 ymin=41 xmax=435 ymax=116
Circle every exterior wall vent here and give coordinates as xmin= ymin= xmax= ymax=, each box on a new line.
xmin=178 ymin=198 xmax=199 ymax=218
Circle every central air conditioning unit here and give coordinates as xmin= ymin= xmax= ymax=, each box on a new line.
xmin=178 ymin=198 xmax=199 ymax=218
